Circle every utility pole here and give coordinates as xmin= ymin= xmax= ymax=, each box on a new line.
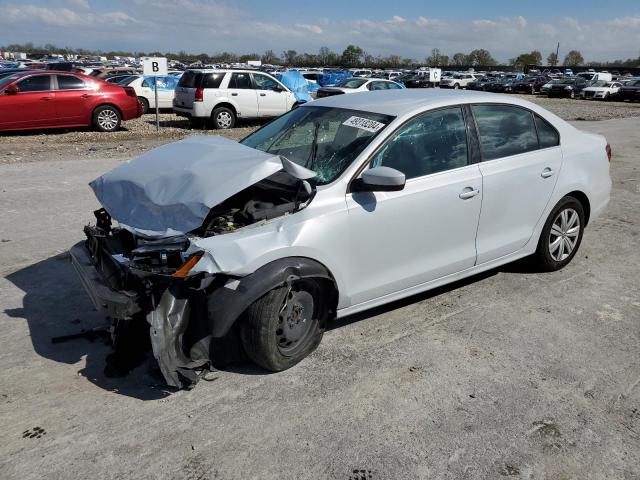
xmin=556 ymin=42 xmax=560 ymax=66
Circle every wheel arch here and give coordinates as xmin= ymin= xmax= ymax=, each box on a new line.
xmin=565 ymin=190 xmax=591 ymax=225
xmin=91 ymin=103 xmax=123 ymax=123
xmin=211 ymin=101 xmax=237 ymax=117
xmin=206 ymin=256 xmax=339 ymax=338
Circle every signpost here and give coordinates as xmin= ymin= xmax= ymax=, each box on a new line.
xmin=142 ymin=57 xmax=168 ymax=132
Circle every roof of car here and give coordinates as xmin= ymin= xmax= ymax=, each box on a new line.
xmin=306 ymin=89 xmax=540 ymax=117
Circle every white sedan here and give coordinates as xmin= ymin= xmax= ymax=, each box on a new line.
xmin=581 ymin=81 xmax=622 ymax=100
xmin=316 ymin=77 xmax=403 ymax=98
xmin=72 ymin=89 xmax=611 ymax=388
xmin=119 ymin=74 xmax=180 ymax=113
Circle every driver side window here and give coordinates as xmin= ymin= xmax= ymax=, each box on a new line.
xmin=370 ymin=107 xmax=469 ymax=180
xmin=253 ymin=74 xmax=279 ymax=91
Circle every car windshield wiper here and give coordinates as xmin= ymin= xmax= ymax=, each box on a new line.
xmin=305 ymin=121 xmax=321 ymax=171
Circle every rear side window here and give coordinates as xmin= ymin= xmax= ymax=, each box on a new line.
xmin=202 ymin=73 xmax=224 ymax=88
xmin=178 ymin=71 xmax=202 ymax=88
xmin=17 ymin=75 xmax=52 ymax=92
xmin=228 ymin=73 xmax=252 ymax=89
xmin=57 ymin=75 xmax=86 ymax=90
xmin=535 ymin=115 xmax=560 ymax=148
xmin=472 ymin=105 xmax=539 ymax=160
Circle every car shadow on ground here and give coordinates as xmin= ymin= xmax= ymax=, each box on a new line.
xmin=4 ymin=254 xmax=173 ymax=401
xmin=143 ymin=117 xmax=266 ymax=131
xmin=0 ymin=126 xmax=131 ymax=137
xmin=4 ymin=252 xmax=535 ymax=400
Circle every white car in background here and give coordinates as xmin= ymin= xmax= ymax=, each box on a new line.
xmin=120 ymin=75 xmax=180 ymax=113
xmin=316 ymin=77 xmax=403 ymax=98
xmin=439 ymin=73 xmax=478 ymax=89
xmin=580 ymin=81 xmax=622 ymax=100
xmin=173 ymin=69 xmax=297 ymax=129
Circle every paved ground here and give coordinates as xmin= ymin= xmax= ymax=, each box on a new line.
xmin=0 ymin=117 xmax=638 ymax=480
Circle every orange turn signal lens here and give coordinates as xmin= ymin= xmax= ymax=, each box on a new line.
xmin=172 ymin=253 xmax=203 ymax=278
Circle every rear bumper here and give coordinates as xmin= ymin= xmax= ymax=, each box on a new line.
xmin=69 ymin=242 xmax=141 ymax=319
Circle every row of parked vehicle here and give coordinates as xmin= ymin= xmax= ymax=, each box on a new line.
xmin=2 ymin=65 xmax=640 ymax=133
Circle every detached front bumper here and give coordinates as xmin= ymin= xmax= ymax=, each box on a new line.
xmin=69 ymin=241 xmax=141 ymax=319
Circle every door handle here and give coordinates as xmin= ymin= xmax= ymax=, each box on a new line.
xmin=459 ymin=188 xmax=480 ymax=200
xmin=231 ymin=93 xmax=238 ymax=96
xmin=259 ymin=93 xmax=266 ymax=96
xmin=81 ymin=94 xmax=90 ymax=99
xmin=40 ymin=97 xmax=52 ymax=101
xmin=541 ymin=168 xmax=554 ymax=178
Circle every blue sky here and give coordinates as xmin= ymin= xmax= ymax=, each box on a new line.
xmin=1 ymin=0 xmax=639 ymax=62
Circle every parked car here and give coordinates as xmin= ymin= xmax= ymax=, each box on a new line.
xmin=71 ymin=89 xmax=611 ymax=389
xmin=90 ymin=67 xmax=139 ymax=79
xmin=439 ymin=73 xmax=477 ymax=89
xmin=0 ymin=70 xmax=141 ymax=132
xmin=576 ymin=72 xmax=613 ymax=84
xmin=466 ymin=77 xmax=492 ymax=91
xmin=315 ymin=78 xmax=403 ymax=98
xmin=173 ymin=69 xmax=297 ymax=129
xmin=402 ymin=75 xmax=433 ymax=88
xmin=511 ymin=76 xmax=550 ymax=94
xmin=580 ymin=81 xmax=622 ymax=100
xmin=120 ymin=74 xmax=180 ymax=113
xmin=545 ymin=77 xmax=588 ymax=98
xmin=618 ymin=79 xmax=640 ymax=101
xmin=483 ymin=77 xmax=510 ymax=92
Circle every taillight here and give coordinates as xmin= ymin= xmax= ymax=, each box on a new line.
xmin=194 ymin=87 xmax=204 ymax=102
xmin=123 ymin=86 xmax=136 ymax=97
xmin=605 ymin=143 xmax=612 ymax=162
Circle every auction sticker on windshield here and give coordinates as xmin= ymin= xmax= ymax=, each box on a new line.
xmin=343 ymin=116 xmax=386 ymax=133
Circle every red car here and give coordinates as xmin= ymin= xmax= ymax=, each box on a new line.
xmin=0 ymin=70 xmax=142 ymax=132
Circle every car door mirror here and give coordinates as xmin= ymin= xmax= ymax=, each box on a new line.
xmin=4 ymin=84 xmax=19 ymax=95
xmin=352 ymin=166 xmax=406 ymax=192
xmin=273 ymin=85 xmax=284 ymax=92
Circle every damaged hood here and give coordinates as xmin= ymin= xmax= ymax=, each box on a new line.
xmin=90 ymin=136 xmax=287 ymax=236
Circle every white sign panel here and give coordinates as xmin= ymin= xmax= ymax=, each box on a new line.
xmin=342 ymin=116 xmax=386 ymax=133
xmin=142 ymin=57 xmax=168 ymax=76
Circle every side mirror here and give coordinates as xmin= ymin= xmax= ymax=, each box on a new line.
xmin=4 ymin=84 xmax=19 ymax=95
xmin=352 ymin=166 xmax=406 ymax=192
xmin=274 ymin=85 xmax=285 ymax=92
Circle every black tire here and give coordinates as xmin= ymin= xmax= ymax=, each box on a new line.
xmin=138 ymin=97 xmax=149 ymax=114
xmin=92 ymin=105 xmax=121 ymax=132
xmin=530 ymin=85 xmax=536 ymax=95
xmin=453 ymin=83 xmax=460 ymax=89
xmin=531 ymin=196 xmax=585 ymax=272
xmin=240 ymin=280 xmax=324 ymax=372
xmin=569 ymin=90 xmax=575 ymax=99
xmin=212 ymin=106 xmax=235 ymax=129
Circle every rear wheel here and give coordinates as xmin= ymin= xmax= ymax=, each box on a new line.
xmin=530 ymin=84 xmax=536 ymax=95
xmin=453 ymin=83 xmax=460 ymax=89
xmin=93 ymin=105 xmax=121 ymax=132
xmin=212 ymin=107 xmax=235 ymax=129
xmin=569 ymin=90 xmax=575 ymax=99
xmin=240 ymin=280 xmax=325 ymax=371
xmin=138 ymin=97 xmax=149 ymax=114
xmin=531 ymin=196 xmax=585 ymax=272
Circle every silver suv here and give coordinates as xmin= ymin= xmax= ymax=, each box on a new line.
xmin=173 ymin=69 xmax=298 ymax=129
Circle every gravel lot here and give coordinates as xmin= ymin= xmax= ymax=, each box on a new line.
xmin=0 ymin=99 xmax=639 ymax=479
xmin=1 ymin=94 xmax=638 ymax=166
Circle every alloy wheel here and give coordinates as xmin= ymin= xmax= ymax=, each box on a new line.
xmin=548 ymin=208 xmax=580 ymax=262
xmin=216 ymin=111 xmax=232 ymax=128
xmin=97 ymin=109 xmax=118 ymax=131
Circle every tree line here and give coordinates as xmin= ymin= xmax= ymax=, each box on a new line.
xmin=2 ymin=42 xmax=639 ymax=69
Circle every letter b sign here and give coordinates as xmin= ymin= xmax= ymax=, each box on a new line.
xmin=143 ymin=57 xmax=167 ymax=76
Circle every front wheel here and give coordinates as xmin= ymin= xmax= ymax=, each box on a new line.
xmin=531 ymin=196 xmax=585 ymax=272
xmin=240 ymin=280 xmax=325 ymax=371
xmin=212 ymin=106 xmax=235 ymax=129
xmin=453 ymin=83 xmax=460 ymax=89
xmin=93 ymin=105 xmax=121 ymax=132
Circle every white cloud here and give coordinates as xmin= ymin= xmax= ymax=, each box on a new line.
xmin=0 ymin=2 xmax=639 ymax=62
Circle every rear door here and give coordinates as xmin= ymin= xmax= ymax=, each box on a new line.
xmin=471 ymin=104 xmax=563 ymax=264
xmin=252 ymin=73 xmax=287 ymax=117
xmin=0 ymin=74 xmax=56 ymax=129
xmin=226 ymin=72 xmax=258 ymax=118
xmin=54 ymin=74 xmax=92 ymax=124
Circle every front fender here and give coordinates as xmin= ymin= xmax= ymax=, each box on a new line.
xmin=207 ymin=256 xmax=337 ymax=337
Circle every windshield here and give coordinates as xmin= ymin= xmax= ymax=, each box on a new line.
xmin=241 ymin=106 xmax=394 ymax=185
xmin=0 ymin=73 xmax=21 ymax=89
xmin=336 ymin=78 xmax=368 ymax=89
xmin=591 ymin=80 xmax=607 ymax=87
xmin=555 ymin=79 xmax=574 ymax=84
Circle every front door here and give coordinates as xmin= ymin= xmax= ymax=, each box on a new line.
xmin=54 ymin=74 xmax=92 ymax=124
xmin=252 ymin=73 xmax=287 ymax=117
xmin=345 ymin=106 xmax=482 ymax=306
xmin=0 ymin=74 xmax=56 ymax=129
xmin=471 ymin=104 xmax=563 ymax=264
